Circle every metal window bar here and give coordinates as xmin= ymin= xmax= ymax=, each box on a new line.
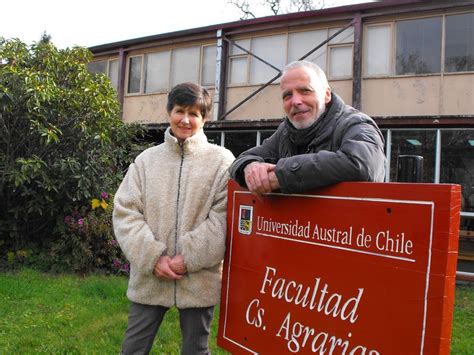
xmin=220 ymin=20 xmax=355 ymax=120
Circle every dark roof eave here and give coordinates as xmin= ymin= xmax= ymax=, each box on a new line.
xmin=144 ymin=115 xmax=474 ymax=131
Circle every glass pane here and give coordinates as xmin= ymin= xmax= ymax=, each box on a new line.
xmin=171 ymin=46 xmax=200 ymax=87
xmin=329 ymin=26 xmax=354 ymax=44
xmin=205 ymin=131 xmax=221 ymax=146
xmin=288 ymin=30 xmax=327 ymax=71
xmin=88 ymin=60 xmax=107 ymax=74
xmin=250 ymin=35 xmax=286 ymax=84
xmin=128 ymin=56 xmax=142 ymax=94
xmin=396 ymin=17 xmax=442 ymax=75
xmin=108 ymin=59 xmax=119 ymax=90
xmin=202 ymin=45 xmax=216 ymax=86
xmin=230 ymin=57 xmax=248 ymax=84
xmin=440 ymin=130 xmax=474 ymax=213
xmin=390 ymin=130 xmax=436 ymax=182
xmin=259 ymin=130 xmax=276 ymax=145
xmin=380 ymin=129 xmax=388 ymax=161
xmin=365 ymin=25 xmax=391 ymax=76
xmin=230 ymin=39 xmax=251 ymax=56
xmin=145 ymin=51 xmax=170 ymax=93
xmin=224 ymin=131 xmax=257 ymax=157
xmin=445 ymin=13 xmax=474 ymax=72
xmin=329 ymin=46 xmax=353 ymax=78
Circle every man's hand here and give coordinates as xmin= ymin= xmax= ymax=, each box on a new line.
xmin=244 ymin=162 xmax=280 ymax=195
xmin=153 ymin=256 xmax=183 ymax=280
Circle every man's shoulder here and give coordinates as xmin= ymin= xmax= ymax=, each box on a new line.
xmin=337 ymin=104 xmax=375 ymax=125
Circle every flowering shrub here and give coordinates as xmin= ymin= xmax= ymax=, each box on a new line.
xmin=50 ymin=193 xmax=129 ymax=274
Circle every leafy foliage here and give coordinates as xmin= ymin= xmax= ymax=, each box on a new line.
xmin=0 ymin=37 xmax=146 ymax=260
xmin=50 ymin=193 xmax=130 ymax=274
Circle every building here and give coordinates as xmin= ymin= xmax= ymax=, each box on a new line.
xmin=89 ymin=0 xmax=474 ymax=270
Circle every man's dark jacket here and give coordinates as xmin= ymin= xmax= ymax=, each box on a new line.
xmin=229 ymin=92 xmax=386 ymax=193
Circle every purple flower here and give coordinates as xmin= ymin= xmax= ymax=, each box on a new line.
xmin=111 ymin=240 xmax=118 ymax=246
xmin=112 ymin=259 xmax=121 ymax=268
xmin=101 ymin=192 xmax=109 ymax=200
xmin=77 ymin=218 xmax=84 ymax=226
xmin=64 ymin=215 xmax=72 ymax=224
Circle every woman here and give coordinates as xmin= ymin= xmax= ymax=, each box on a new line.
xmin=113 ymin=82 xmax=234 ymax=354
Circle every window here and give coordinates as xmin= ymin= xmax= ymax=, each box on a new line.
xmin=88 ymin=60 xmax=107 ymax=75
xmin=145 ymin=51 xmax=170 ymax=93
xmin=249 ymin=34 xmax=286 ymax=84
xmin=329 ymin=46 xmax=353 ymax=78
xmin=364 ymin=14 xmax=474 ymax=76
xmin=127 ymin=44 xmax=216 ymax=95
xmin=229 ymin=56 xmax=248 ymax=85
xmin=204 ymin=131 xmax=222 ymax=145
xmin=229 ymin=26 xmax=354 ymax=85
xmin=365 ymin=25 xmax=391 ymax=76
xmin=259 ymin=130 xmax=276 ymax=145
xmin=108 ymin=59 xmax=119 ymax=90
xmin=396 ymin=17 xmax=442 ymax=75
xmin=288 ymin=30 xmax=327 ymax=71
xmin=88 ymin=59 xmax=119 ymax=91
xmin=389 ymin=130 xmax=436 ymax=183
xmin=224 ymin=131 xmax=258 ymax=157
xmin=440 ymin=130 xmax=474 ymax=213
xmin=128 ymin=56 xmax=142 ymax=94
xmin=445 ymin=13 xmax=474 ymax=72
xmin=229 ymin=39 xmax=250 ymax=85
xmin=171 ymin=46 xmax=200 ymax=87
xmin=202 ymin=45 xmax=217 ymax=86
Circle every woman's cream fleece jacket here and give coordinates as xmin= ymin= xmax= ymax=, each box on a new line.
xmin=113 ymin=128 xmax=234 ymax=308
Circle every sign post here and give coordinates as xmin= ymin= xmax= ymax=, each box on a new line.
xmin=218 ymin=180 xmax=461 ymax=354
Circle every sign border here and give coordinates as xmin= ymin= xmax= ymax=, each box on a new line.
xmin=222 ymin=190 xmax=435 ymax=354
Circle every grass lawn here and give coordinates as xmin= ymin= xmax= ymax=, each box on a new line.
xmin=0 ymin=269 xmax=472 ymax=354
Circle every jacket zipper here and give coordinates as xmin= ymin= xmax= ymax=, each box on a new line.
xmin=174 ymin=143 xmax=185 ymax=306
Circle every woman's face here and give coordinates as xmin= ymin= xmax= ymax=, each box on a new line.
xmin=169 ymin=104 xmax=206 ymax=142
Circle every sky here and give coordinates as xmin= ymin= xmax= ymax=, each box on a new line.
xmin=1 ymin=0 xmax=375 ymax=49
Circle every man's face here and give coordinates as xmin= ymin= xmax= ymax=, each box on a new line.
xmin=280 ymin=67 xmax=331 ymax=129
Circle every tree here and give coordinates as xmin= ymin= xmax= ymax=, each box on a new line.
xmin=0 ymin=37 xmax=145 ymax=252
xmin=228 ymin=0 xmax=327 ymax=19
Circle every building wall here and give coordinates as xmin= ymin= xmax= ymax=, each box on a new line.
xmin=122 ymin=89 xmax=216 ymax=123
xmin=89 ymin=1 xmax=474 ymax=270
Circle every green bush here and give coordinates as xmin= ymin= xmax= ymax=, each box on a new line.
xmin=0 ymin=36 xmax=146 ymax=266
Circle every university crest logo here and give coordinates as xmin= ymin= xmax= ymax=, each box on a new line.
xmin=238 ymin=205 xmax=253 ymax=235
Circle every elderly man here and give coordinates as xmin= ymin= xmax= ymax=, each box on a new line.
xmin=229 ymin=60 xmax=386 ymax=195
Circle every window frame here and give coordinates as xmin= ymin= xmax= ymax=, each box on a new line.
xmin=88 ymin=58 xmax=120 ymax=90
xmin=227 ymin=25 xmax=355 ymax=87
xmin=126 ymin=55 xmax=144 ymax=95
xmin=363 ymin=23 xmax=394 ymax=78
xmin=201 ymin=44 xmax=218 ymax=88
xmin=327 ymin=43 xmax=354 ymax=80
xmin=363 ymin=11 xmax=474 ymax=78
xmin=125 ymin=43 xmax=216 ymax=96
xmin=444 ymin=11 xmax=474 ymax=74
xmin=144 ymin=50 xmax=171 ymax=94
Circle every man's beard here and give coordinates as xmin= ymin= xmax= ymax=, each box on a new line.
xmin=290 ymin=101 xmax=326 ymax=130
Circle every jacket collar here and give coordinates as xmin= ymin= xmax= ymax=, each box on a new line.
xmin=164 ymin=127 xmax=208 ymax=155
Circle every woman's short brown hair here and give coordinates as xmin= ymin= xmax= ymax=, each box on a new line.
xmin=166 ymin=82 xmax=212 ymax=119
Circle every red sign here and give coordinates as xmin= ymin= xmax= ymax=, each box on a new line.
xmin=218 ymin=180 xmax=461 ymax=355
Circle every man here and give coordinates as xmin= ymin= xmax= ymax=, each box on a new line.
xmin=229 ymin=60 xmax=386 ymax=195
